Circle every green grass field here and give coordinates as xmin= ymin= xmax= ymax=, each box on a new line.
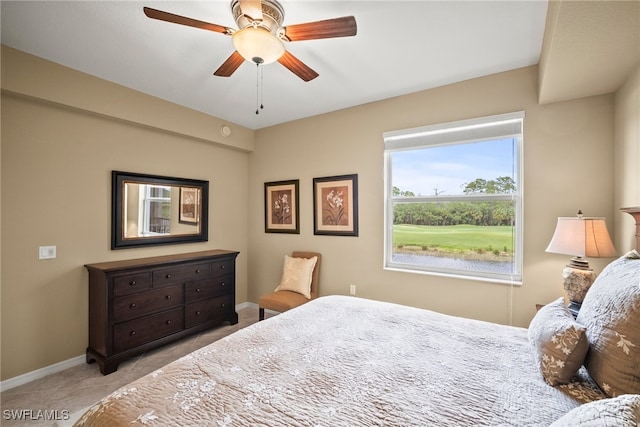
xmin=393 ymin=224 xmax=514 ymax=254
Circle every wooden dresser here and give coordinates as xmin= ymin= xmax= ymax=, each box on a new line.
xmin=85 ymin=249 xmax=239 ymax=375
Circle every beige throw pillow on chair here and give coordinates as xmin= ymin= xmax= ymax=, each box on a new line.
xmin=274 ymin=255 xmax=318 ymax=299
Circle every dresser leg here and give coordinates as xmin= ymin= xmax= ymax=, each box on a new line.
xmin=99 ymin=360 xmax=119 ymax=375
xmin=229 ymin=311 xmax=239 ymax=325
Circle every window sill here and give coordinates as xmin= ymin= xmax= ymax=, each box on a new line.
xmin=383 ymin=265 xmax=523 ymax=286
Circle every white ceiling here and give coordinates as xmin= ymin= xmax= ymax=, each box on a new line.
xmin=1 ymin=1 xmax=550 ymax=130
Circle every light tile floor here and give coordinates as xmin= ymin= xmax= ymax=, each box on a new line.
xmin=0 ymin=306 xmax=266 ymax=427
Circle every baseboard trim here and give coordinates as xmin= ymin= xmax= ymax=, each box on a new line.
xmin=238 ymin=301 xmax=279 ymax=316
xmin=1 ymin=302 xmax=256 ymax=392
xmin=236 ymin=301 xmax=256 ymax=310
xmin=1 ymin=354 xmax=86 ymax=392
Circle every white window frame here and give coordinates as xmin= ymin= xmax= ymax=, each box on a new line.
xmin=383 ymin=111 xmax=524 ymax=284
xmin=140 ymin=185 xmax=171 ymax=235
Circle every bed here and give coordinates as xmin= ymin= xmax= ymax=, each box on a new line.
xmin=75 ymin=251 xmax=640 ymax=426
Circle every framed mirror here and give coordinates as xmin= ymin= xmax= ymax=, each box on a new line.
xmin=112 ymin=171 xmax=209 ymax=249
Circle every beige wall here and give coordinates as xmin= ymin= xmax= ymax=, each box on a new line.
xmin=614 ymin=63 xmax=640 ymax=250
xmin=2 ymin=45 xmax=637 ymax=382
xmin=1 ymin=47 xmax=252 ymax=380
xmin=249 ymin=66 xmax=616 ymax=329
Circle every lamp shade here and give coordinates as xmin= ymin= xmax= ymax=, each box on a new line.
xmin=546 ymin=217 xmax=616 ymax=258
xmin=232 ymin=27 xmax=285 ymax=64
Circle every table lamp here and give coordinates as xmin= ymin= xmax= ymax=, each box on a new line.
xmin=545 ymin=210 xmax=616 ymax=315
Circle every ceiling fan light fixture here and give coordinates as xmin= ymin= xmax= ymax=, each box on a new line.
xmin=232 ymin=27 xmax=285 ymax=64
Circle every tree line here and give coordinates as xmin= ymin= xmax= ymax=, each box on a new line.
xmin=393 ymin=176 xmax=516 ymax=226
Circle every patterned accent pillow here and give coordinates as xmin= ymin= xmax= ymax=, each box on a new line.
xmin=528 ymin=297 xmax=589 ymax=386
xmin=550 ymin=394 xmax=640 ymax=426
xmin=274 ymin=255 xmax=318 ymax=299
xmin=576 ymin=255 xmax=640 ymax=397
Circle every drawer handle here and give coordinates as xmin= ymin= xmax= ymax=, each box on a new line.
xmin=166 ymin=320 xmax=172 ymax=325
xmin=130 ymin=331 xmax=136 ymax=336
xmin=196 ymin=311 xmax=201 ymax=316
xmin=220 ymin=282 xmax=226 ymax=287
xmin=129 ymin=281 xmax=136 ymax=286
xmin=196 ymin=288 xmax=201 ymax=293
xmin=220 ymin=265 xmax=226 ymax=270
xmin=166 ymin=295 xmax=172 ymax=300
xmin=220 ymin=303 xmax=226 ymax=308
xmin=195 ymin=269 xmax=201 ymax=274
xmin=130 ymin=303 xmax=137 ymax=308
xmin=165 ymin=274 xmax=172 ymax=279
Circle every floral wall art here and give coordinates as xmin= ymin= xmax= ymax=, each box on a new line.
xmin=313 ymin=174 xmax=359 ymax=236
xmin=264 ymin=180 xmax=299 ymax=233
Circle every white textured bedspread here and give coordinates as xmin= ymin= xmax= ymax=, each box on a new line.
xmin=76 ymin=296 xmax=605 ymax=426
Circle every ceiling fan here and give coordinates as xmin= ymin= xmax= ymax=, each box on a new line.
xmin=143 ymin=0 xmax=357 ymax=82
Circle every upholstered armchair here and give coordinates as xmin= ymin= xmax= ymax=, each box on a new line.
xmin=258 ymin=251 xmax=321 ymax=321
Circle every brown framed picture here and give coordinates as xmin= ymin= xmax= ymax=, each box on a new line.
xmin=313 ymin=174 xmax=358 ymax=236
xmin=179 ymin=187 xmax=200 ymax=224
xmin=264 ymin=179 xmax=300 ymax=234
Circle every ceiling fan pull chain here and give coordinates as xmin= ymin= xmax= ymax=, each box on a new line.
xmin=260 ymin=64 xmax=264 ymax=112
xmin=255 ymin=62 xmax=265 ymax=115
xmin=255 ymin=63 xmax=260 ymax=115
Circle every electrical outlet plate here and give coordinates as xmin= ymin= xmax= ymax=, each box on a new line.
xmin=39 ymin=245 xmax=56 ymax=259
xmin=349 ymin=284 xmax=356 ymax=295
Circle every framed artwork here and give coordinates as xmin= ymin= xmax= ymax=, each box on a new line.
xmin=313 ymin=174 xmax=358 ymax=236
xmin=179 ymin=187 xmax=200 ymax=224
xmin=264 ymin=179 xmax=300 ymax=234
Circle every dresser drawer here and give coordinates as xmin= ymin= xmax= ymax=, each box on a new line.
xmin=113 ymin=307 xmax=184 ymax=353
xmin=211 ymin=260 xmax=234 ymax=277
xmin=185 ymin=294 xmax=234 ymax=329
xmin=184 ymin=275 xmax=233 ymax=303
xmin=113 ymin=285 xmax=183 ymax=322
xmin=113 ymin=272 xmax=152 ymax=296
xmin=152 ymin=262 xmax=212 ymax=287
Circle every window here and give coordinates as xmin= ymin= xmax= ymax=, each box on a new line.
xmin=383 ymin=112 xmax=523 ymax=283
xmin=142 ymin=185 xmax=171 ymax=235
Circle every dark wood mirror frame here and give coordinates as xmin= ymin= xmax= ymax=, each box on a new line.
xmin=112 ymin=171 xmax=209 ymax=249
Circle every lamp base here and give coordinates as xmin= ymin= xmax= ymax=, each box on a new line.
xmin=567 ymin=256 xmax=591 ymax=270
xmin=562 ymin=265 xmax=595 ymax=304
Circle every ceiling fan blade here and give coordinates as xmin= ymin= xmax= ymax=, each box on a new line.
xmin=278 ymin=51 xmax=319 ymax=82
xmin=282 ymin=16 xmax=357 ymax=41
xmin=143 ymin=7 xmax=232 ymax=35
xmin=214 ymin=51 xmax=245 ymax=77
xmin=238 ymin=0 xmax=263 ymax=22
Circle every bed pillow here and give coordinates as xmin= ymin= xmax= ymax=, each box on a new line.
xmin=550 ymin=394 xmax=640 ymax=426
xmin=528 ymin=297 xmax=589 ymax=386
xmin=576 ymin=251 xmax=640 ymax=397
xmin=274 ymin=255 xmax=318 ymax=299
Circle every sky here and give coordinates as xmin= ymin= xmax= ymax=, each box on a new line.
xmin=391 ymin=138 xmax=517 ymax=196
